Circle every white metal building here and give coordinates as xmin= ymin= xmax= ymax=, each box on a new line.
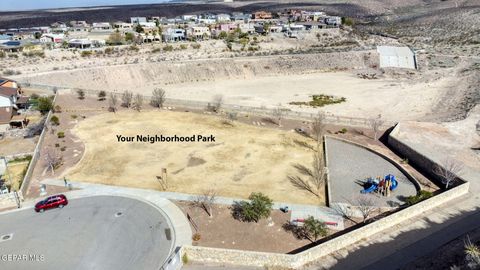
xmin=377 ymin=46 xmax=416 ymax=69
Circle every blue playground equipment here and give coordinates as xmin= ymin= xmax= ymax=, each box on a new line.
xmin=361 ymin=174 xmax=398 ymax=194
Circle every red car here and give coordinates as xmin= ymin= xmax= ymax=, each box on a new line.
xmin=35 ymin=194 xmax=68 ymax=212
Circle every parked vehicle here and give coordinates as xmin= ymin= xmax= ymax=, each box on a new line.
xmin=35 ymin=194 xmax=68 ymax=213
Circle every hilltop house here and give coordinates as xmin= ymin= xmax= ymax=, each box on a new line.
xmin=187 ymin=26 xmax=211 ymax=40
xmin=0 ymin=78 xmax=29 ymax=131
xmin=163 ymin=28 xmax=186 ymax=42
xmin=253 ymin=11 xmax=273 ymax=20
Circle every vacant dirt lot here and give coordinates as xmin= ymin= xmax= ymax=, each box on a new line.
xmin=4 ymin=161 xmax=28 ymax=191
xmin=66 ymin=110 xmax=324 ymax=205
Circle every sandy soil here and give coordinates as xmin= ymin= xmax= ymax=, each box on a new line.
xmin=175 ymin=201 xmax=313 ymax=253
xmin=66 ymin=110 xmax=324 ymax=205
xmin=165 ymin=71 xmax=449 ymax=121
xmin=0 ymin=137 xmax=37 ymax=156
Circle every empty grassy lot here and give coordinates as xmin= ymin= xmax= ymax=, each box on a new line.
xmin=67 ymin=110 xmax=324 ymax=205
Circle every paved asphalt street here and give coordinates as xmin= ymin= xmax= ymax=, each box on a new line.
xmin=0 ymin=196 xmax=173 ymax=270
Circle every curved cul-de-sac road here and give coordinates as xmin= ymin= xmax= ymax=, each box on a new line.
xmin=0 ymin=196 xmax=173 ymax=270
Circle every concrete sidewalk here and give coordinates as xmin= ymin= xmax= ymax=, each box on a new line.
xmin=42 ymin=178 xmax=344 ymax=230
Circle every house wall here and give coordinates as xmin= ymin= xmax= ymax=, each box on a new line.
xmin=0 ymin=96 xmax=12 ymax=107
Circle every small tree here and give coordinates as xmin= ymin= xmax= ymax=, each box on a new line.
xmin=352 ymin=195 xmax=377 ymax=223
xmin=433 ymin=158 xmax=464 ymax=189
xmin=76 ymin=89 xmax=85 ymax=100
xmin=369 ymin=114 xmax=384 ymax=140
xmin=311 ymin=111 xmax=326 ymax=145
xmin=45 ymin=150 xmax=62 ymax=175
xmin=98 ymin=90 xmax=107 ymax=101
xmin=121 ymin=90 xmax=133 ymax=108
xmin=133 ymin=94 xmax=143 ymax=111
xmin=272 ymin=104 xmax=285 ymax=127
xmin=332 ymin=203 xmax=357 ymax=224
xmin=212 ymin=94 xmax=224 ymax=113
xmin=232 ymin=192 xmax=273 ymax=222
xmin=150 ymin=88 xmax=166 ymax=108
xmin=288 ymin=146 xmax=327 ymax=198
xmin=36 ymin=96 xmax=54 ymax=115
xmin=193 ymin=189 xmax=217 ymax=217
xmin=108 ymin=92 xmax=118 ymax=113
xmin=303 ymin=216 xmax=328 ymax=242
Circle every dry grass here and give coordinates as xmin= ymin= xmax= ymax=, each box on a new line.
xmin=4 ymin=162 xmax=28 ymax=191
xmin=67 ymin=110 xmax=325 ymax=205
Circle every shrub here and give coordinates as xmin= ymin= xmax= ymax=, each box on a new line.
xmin=128 ymin=45 xmax=139 ymax=52
xmin=151 ymin=47 xmax=161 ymax=53
xmin=54 ymin=105 xmax=62 ymax=113
xmin=303 ymin=216 xmax=328 ymax=241
xmin=60 ymin=146 xmax=67 ymax=151
xmin=57 ymin=131 xmax=65 ymax=138
xmin=98 ymin=90 xmax=107 ymax=101
xmin=192 ymin=233 xmax=201 ymax=241
xmin=77 ymin=89 xmax=85 ymax=100
xmin=179 ymin=44 xmax=188 ymax=50
xmin=191 ymin=43 xmax=201 ymax=49
xmin=55 ymin=143 xmax=60 ymax=148
xmin=81 ymin=51 xmax=93 ymax=57
xmin=182 ymin=253 xmax=188 ymax=264
xmin=36 ymin=96 xmax=54 ymax=115
xmin=50 ymin=115 xmax=60 ymax=126
xmin=289 ymin=95 xmax=346 ymax=107
xmin=163 ymin=45 xmax=174 ymax=52
xmin=405 ymin=190 xmax=433 ymax=206
xmin=71 ymin=114 xmax=78 ymax=119
xmin=338 ymin=128 xmax=347 ymax=134
xmin=232 ymin=192 xmax=273 ymax=222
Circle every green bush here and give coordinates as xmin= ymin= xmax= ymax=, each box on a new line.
xmin=338 ymin=128 xmax=348 ymax=134
xmin=182 ymin=253 xmax=188 ymax=264
xmin=289 ymin=94 xmax=346 ymax=107
xmin=232 ymin=192 xmax=273 ymax=222
xmin=98 ymin=90 xmax=106 ymax=101
xmin=179 ymin=44 xmax=187 ymax=50
xmin=163 ymin=45 xmax=174 ymax=52
xmin=36 ymin=96 xmax=54 ymax=115
xmin=405 ymin=190 xmax=433 ymax=206
xmin=57 ymin=131 xmax=65 ymax=138
xmin=303 ymin=216 xmax=328 ymax=241
xmin=50 ymin=115 xmax=60 ymax=126
xmin=8 ymin=155 xmax=32 ymax=164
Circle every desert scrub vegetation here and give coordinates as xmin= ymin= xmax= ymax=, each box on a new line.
xmin=163 ymin=45 xmax=174 ymax=52
xmin=57 ymin=131 xmax=65 ymax=138
xmin=405 ymin=190 xmax=433 ymax=206
xmin=22 ymin=51 xmax=45 ymax=58
xmin=191 ymin=43 xmax=201 ymax=49
xmin=81 ymin=51 xmax=93 ymax=57
xmin=289 ymin=94 xmax=346 ymax=107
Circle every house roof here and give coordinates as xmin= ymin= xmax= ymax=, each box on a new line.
xmin=0 ymin=107 xmax=13 ymax=124
xmin=377 ymin=46 xmax=414 ymax=57
xmin=16 ymin=96 xmax=29 ymax=104
xmin=0 ymin=86 xmax=18 ymax=97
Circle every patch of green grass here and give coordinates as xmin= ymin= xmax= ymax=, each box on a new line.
xmin=289 ymin=95 xmax=346 ymax=107
xmin=8 ymin=155 xmax=32 ymax=164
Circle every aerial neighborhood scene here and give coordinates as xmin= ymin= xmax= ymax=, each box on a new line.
xmin=0 ymin=0 xmax=479 ymax=269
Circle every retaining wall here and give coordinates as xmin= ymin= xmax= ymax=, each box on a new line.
xmin=181 ymin=180 xmax=468 ymax=268
xmin=388 ymin=124 xmax=464 ymax=188
xmin=18 ymin=93 xmax=57 ymax=199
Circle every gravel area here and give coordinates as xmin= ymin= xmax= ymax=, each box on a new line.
xmin=326 ymin=137 xmax=417 ymax=207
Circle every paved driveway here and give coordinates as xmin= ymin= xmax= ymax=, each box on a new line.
xmin=0 ymin=196 xmax=173 ymax=270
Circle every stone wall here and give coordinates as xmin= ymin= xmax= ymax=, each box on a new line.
xmin=388 ymin=125 xmax=465 ymax=187
xmin=182 ymin=177 xmax=469 ymax=268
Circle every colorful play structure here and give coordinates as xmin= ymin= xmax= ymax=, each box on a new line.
xmin=361 ymin=174 xmax=398 ymax=196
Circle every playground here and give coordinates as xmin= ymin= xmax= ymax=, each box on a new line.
xmin=325 ymin=137 xmax=418 ymax=207
xmin=65 ymin=110 xmax=323 ymax=205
